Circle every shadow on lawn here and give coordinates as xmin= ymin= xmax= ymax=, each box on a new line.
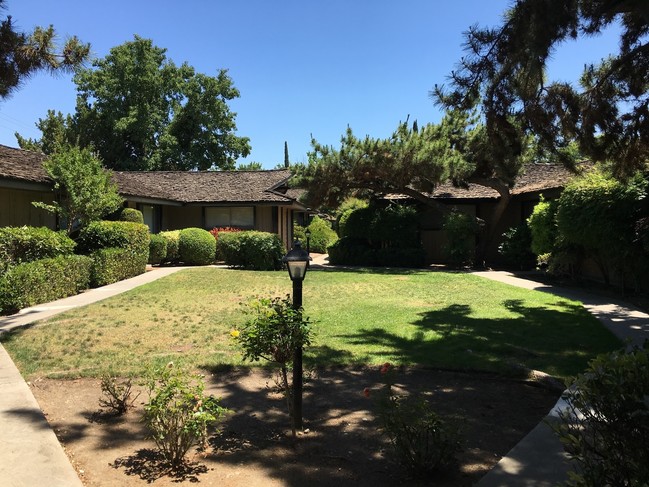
xmin=329 ymin=299 xmax=618 ymax=379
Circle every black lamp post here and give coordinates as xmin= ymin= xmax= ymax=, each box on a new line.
xmin=305 ymin=228 xmax=312 ymax=256
xmin=282 ymin=240 xmax=311 ymax=432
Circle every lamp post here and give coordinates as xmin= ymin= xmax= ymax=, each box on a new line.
xmin=282 ymin=240 xmax=311 ymax=432
xmin=305 ymin=228 xmax=312 ymax=256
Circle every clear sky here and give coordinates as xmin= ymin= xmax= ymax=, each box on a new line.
xmin=0 ymin=1 xmax=621 ymax=168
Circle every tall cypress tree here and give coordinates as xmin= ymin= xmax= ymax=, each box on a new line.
xmin=284 ymin=141 xmax=289 ymax=168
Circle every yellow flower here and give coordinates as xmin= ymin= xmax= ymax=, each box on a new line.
xmin=230 ymin=330 xmax=240 ymax=338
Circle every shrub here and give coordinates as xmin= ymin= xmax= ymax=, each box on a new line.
xmin=498 ymin=224 xmax=536 ymax=270
xmin=178 ymin=227 xmax=216 ymax=265
xmin=234 ymin=295 xmax=313 ymax=436
xmin=553 ymin=348 xmax=649 ymax=486
xmin=144 ymin=363 xmax=228 ymax=469
xmin=304 ymin=216 xmax=338 ymax=253
xmin=98 ymin=374 xmax=140 ymax=416
xmin=218 ymin=231 xmax=285 ymax=270
xmin=0 ymin=226 xmax=75 ymax=274
xmin=527 ymin=196 xmax=558 ymax=256
xmin=442 ymin=210 xmax=479 ymax=267
xmin=76 ymin=221 xmax=150 ymax=256
xmin=90 ymin=247 xmax=148 ymax=287
xmin=148 ymin=234 xmax=167 ymax=265
xmin=339 ymin=206 xmax=375 ymax=239
xmin=367 ymin=363 xmax=461 ymax=478
xmin=159 ymin=230 xmax=180 ymax=262
xmin=327 ymin=237 xmax=377 ymax=266
xmin=119 ymin=208 xmax=144 ymax=224
xmin=210 ymin=227 xmax=242 ymax=261
xmin=376 ymin=247 xmax=426 ymax=268
xmin=0 ymin=255 xmax=92 ymax=314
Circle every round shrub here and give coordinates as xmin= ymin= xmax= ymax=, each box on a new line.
xmin=0 ymin=226 xmax=75 ymax=274
xmin=527 ymin=196 xmax=558 ymax=256
xmin=178 ymin=228 xmax=216 ymax=265
xmin=148 ymin=234 xmax=168 ymax=265
xmin=304 ymin=216 xmax=338 ymax=253
xmin=159 ymin=230 xmax=180 ymax=262
xmin=119 ymin=208 xmax=144 ymax=224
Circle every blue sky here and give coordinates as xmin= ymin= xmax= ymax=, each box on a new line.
xmin=0 ymin=1 xmax=621 ymax=168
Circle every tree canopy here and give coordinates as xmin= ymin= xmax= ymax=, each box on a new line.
xmin=433 ymin=0 xmax=649 ymax=178
xmin=18 ymin=36 xmax=250 ymax=171
xmin=0 ymin=0 xmax=90 ymax=99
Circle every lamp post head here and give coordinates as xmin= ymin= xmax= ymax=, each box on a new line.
xmin=282 ymin=240 xmax=312 ymax=282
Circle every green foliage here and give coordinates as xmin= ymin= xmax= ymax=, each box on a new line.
xmin=0 ymin=255 xmax=92 ymax=314
xmin=369 ymin=363 xmax=461 ymax=478
xmin=34 ymin=146 xmax=123 ymax=233
xmin=236 ymin=161 xmax=263 ymax=171
xmin=553 ymin=348 xmax=649 ymax=486
xmin=304 ymin=216 xmax=338 ymax=253
xmin=527 ymin=196 xmax=558 ymax=256
xmin=556 ymin=170 xmax=647 ymax=282
xmin=339 ymin=206 xmax=375 ymax=239
xmin=143 ymin=363 xmax=228 ymax=469
xmin=89 ymin=247 xmax=148 ymax=287
xmin=25 ymin=36 xmax=250 ymax=169
xmin=77 ymin=220 xmax=150 ymax=255
xmin=159 ymin=230 xmax=180 ymax=262
xmin=234 ymin=295 xmax=313 ymax=436
xmin=0 ymin=226 xmax=75 ymax=274
xmin=442 ymin=210 xmax=480 ymax=267
xmin=217 ymin=231 xmax=284 ymax=270
xmin=178 ymin=228 xmax=216 ymax=265
xmin=148 ymin=233 xmax=167 ymax=265
xmin=498 ymin=224 xmax=536 ymax=270
xmin=0 ymin=4 xmax=90 ymax=99
xmin=118 ymin=208 xmax=144 ymax=224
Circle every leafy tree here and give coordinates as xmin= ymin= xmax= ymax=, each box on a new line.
xmin=19 ymin=36 xmax=250 ymax=171
xmin=0 ymin=0 xmax=89 ymax=98
xmin=34 ymin=146 xmax=123 ymax=233
xmin=15 ymin=110 xmax=75 ymax=154
xmin=284 ymin=140 xmax=289 ymax=168
xmin=433 ymin=0 xmax=649 ymax=179
xmin=236 ymin=161 xmax=263 ymax=171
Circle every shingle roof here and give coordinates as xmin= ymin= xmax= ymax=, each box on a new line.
xmin=0 ymin=144 xmax=50 ymax=184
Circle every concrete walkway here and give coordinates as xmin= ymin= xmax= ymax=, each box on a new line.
xmin=1 ymin=264 xmax=647 ymax=486
xmin=0 ymin=266 xmax=186 ymax=487
xmin=474 ymin=270 xmax=648 ymax=487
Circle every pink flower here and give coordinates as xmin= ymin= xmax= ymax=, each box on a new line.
xmin=380 ymin=362 xmax=391 ymax=375
xmin=363 ymin=387 xmax=370 ymax=398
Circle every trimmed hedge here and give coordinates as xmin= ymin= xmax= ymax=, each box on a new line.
xmin=148 ymin=233 xmax=168 ymax=265
xmin=178 ymin=228 xmax=216 ymax=265
xmin=159 ymin=230 xmax=180 ymax=262
xmin=297 ymin=216 xmax=338 ymax=253
xmin=0 ymin=226 xmax=75 ymax=274
xmin=76 ymin=221 xmax=150 ymax=255
xmin=218 ymin=231 xmax=284 ymax=270
xmin=90 ymin=247 xmax=149 ymax=287
xmin=0 ymin=255 xmax=92 ymax=314
xmin=119 ymin=208 xmax=144 ymax=224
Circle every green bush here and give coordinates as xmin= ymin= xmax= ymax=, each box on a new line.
xmin=554 ymin=348 xmax=649 ymax=486
xmin=90 ymin=247 xmax=149 ymax=287
xmin=178 ymin=228 xmax=216 ymax=265
xmin=327 ymin=237 xmax=377 ymax=266
xmin=498 ymin=224 xmax=536 ymax=270
xmin=148 ymin=234 xmax=168 ymax=265
xmin=159 ymin=230 xmax=180 ymax=262
xmin=76 ymin=221 xmax=150 ymax=256
xmin=304 ymin=216 xmax=338 ymax=253
xmin=119 ymin=208 xmax=144 ymax=224
xmin=218 ymin=231 xmax=285 ymax=270
xmin=0 ymin=226 xmax=75 ymax=274
xmin=376 ymin=247 xmax=426 ymax=268
xmin=339 ymin=206 xmax=375 ymax=239
xmin=0 ymin=255 xmax=92 ymax=314
xmin=442 ymin=210 xmax=480 ymax=267
xmin=527 ymin=196 xmax=558 ymax=256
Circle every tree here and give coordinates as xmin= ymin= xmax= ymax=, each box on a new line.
xmin=16 ymin=110 xmax=75 ymax=154
xmin=284 ymin=141 xmax=290 ymax=168
xmin=20 ymin=36 xmax=250 ymax=171
xmin=236 ymin=161 xmax=263 ymax=171
xmin=34 ymin=146 xmax=123 ymax=233
xmin=0 ymin=0 xmax=89 ymax=98
xmin=432 ymin=0 xmax=649 ymax=179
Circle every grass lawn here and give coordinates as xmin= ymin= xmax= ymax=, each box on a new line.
xmin=1 ymin=267 xmax=621 ymax=381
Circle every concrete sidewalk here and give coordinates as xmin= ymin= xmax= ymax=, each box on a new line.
xmin=0 ymin=266 xmax=186 ymax=486
xmin=474 ymin=270 xmax=648 ymax=487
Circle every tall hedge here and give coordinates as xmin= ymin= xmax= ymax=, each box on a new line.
xmin=527 ymin=196 xmax=558 ymax=256
xmin=0 ymin=226 xmax=75 ymax=274
xmin=0 ymin=255 xmax=92 ymax=314
xmin=178 ymin=228 xmax=216 ymax=265
xmin=148 ymin=233 xmax=168 ymax=265
xmin=218 ymin=231 xmax=284 ymax=270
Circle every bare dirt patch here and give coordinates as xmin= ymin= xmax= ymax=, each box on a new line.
xmin=31 ymin=366 xmax=561 ymax=486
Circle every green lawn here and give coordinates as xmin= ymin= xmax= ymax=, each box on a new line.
xmin=1 ymin=267 xmax=621 ymax=380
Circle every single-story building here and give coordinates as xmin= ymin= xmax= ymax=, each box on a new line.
xmin=0 ymin=144 xmax=308 ymax=249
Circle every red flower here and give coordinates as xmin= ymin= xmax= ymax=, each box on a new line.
xmin=363 ymin=387 xmax=370 ymax=398
xmin=380 ymin=362 xmax=391 ymax=375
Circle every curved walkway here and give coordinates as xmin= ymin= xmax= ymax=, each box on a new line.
xmin=0 ymin=264 xmax=647 ymax=486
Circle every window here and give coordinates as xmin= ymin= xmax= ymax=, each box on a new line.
xmin=205 ymin=207 xmax=254 ymax=228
